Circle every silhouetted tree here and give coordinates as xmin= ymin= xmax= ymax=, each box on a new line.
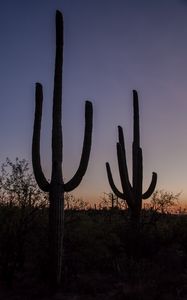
xmin=64 ymin=193 xmax=89 ymax=210
xmin=0 ymin=157 xmax=47 ymax=208
xmin=99 ymin=192 xmax=124 ymax=210
xmin=149 ymin=190 xmax=180 ymax=214
xmin=0 ymin=157 xmax=47 ymax=286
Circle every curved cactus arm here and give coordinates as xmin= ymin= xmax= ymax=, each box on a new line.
xmin=136 ymin=147 xmax=143 ymax=207
xmin=117 ymin=128 xmax=132 ymax=194
xmin=142 ymin=172 xmax=157 ymax=199
xmin=106 ymin=162 xmax=125 ymax=199
xmin=117 ymin=143 xmax=134 ymax=208
xmin=64 ymin=101 xmax=93 ymax=192
xmin=32 ymin=83 xmax=50 ymax=192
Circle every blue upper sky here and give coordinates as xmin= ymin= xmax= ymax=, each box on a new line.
xmin=1 ymin=0 xmax=187 ymax=204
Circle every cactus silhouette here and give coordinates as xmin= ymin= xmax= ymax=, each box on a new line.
xmin=32 ymin=11 xmax=93 ymax=287
xmin=106 ymin=90 xmax=157 ymax=225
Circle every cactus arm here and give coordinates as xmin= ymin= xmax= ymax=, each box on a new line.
xmin=132 ymin=90 xmax=140 ymax=196
xmin=106 ymin=162 xmax=125 ymax=199
xmin=117 ymin=143 xmax=134 ymax=208
xmin=118 ymin=126 xmax=132 ymax=189
xmin=142 ymin=172 xmax=157 ymax=199
xmin=64 ymin=101 xmax=93 ymax=192
xmin=32 ymin=83 xmax=50 ymax=192
xmin=137 ymin=147 xmax=143 ymax=207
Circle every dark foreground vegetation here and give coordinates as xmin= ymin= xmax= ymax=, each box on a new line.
xmin=0 ymin=157 xmax=185 ymax=299
xmin=0 ymin=201 xmax=187 ymax=299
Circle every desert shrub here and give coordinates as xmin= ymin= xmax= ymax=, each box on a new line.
xmin=0 ymin=158 xmax=48 ymax=286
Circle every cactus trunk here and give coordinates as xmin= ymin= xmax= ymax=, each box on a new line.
xmin=49 ymin=184 xmax=64 ymax=287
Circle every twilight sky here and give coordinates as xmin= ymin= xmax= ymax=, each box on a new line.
xmin=1 ymin=0 xmax=187 ymax=204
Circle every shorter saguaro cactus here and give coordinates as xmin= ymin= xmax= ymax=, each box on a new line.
xmin=32 ymin=11 xmax=93 ymax=287
xmin=106 ymin=90 xmax=157 ymax=224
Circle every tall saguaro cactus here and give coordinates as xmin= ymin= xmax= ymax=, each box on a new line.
xmin=106 ymin=90 xmax=157 ymax=224
xmin=32 ymin=11 xmax=93 ymax=287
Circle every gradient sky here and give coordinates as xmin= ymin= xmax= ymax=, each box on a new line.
xmin=1 ymin=0 xmax=187 ymax=205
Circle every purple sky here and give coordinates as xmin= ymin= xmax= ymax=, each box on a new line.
xmin=1 ymin=0 xmax=187 ymax=204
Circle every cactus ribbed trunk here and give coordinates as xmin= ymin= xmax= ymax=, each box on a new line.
xmin=130 ymin=206 xmax=141 ymax=229
xmin=32 ymin=11 xmax=93 ymax=289
xmin=49 ymin=10 xmax=64 ymax=287
xmin=106 ymin=90 xmax=157 ymax=225
xmin=49 ymin=184 xmax=64 ymax=287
